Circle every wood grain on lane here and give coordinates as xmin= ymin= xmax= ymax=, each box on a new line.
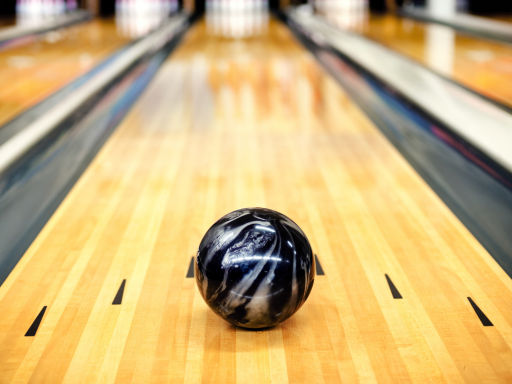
xmin=0 ymin=18 xmax=511 ymax=383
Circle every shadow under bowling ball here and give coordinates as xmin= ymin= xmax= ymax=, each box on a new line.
xmin=195 ymin=207 xmax=315 ymax=329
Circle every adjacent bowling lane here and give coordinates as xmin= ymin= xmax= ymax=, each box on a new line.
xmin=0 ymin=18 xmax=133 ymax=128
xmin=349 ymin=13 xmax=512 ymax=108
xmin=1 ymin=17 xmax=512 ymax=383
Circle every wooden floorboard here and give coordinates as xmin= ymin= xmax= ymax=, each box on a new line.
xmin=0 ymin=18 xmax=511 ymax=383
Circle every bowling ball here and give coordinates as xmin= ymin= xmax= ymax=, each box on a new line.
xmin=195 ymin=208 xmax=315 ymax=329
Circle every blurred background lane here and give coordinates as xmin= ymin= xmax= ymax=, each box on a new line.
xmin=359 ymin=14 xmax=512 ymax=108
xmin=313 ymin=1 xmax=512 ymax=109
xmin=0 ymin=19 xmax=129 ymax=127
xmin=0 ymin=0 xmax=179 ymax=128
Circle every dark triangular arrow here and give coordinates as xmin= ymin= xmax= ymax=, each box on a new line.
xmin=385 ymin=274 xmax=402 ymax=299
xmin=468 ymin=297 xmax=493 ymax=326
xmin=112 ymin=279 xmax=126 ymax=305
xmin=186 ymin=257 xmax=195 ymax=278
xmin=315 ymin=255 xmax=325 ymax=276
xmin=25 ymin=306 xmax=47 ymax=337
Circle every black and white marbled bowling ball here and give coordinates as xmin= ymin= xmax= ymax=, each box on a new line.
xmin=195 ymin=208 xmax=315 ymax=329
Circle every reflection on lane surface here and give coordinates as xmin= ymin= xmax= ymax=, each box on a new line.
xmin=165 ymin=19 xmax=326 ymax=132
xmin=205 ymin=0 xmax=269 ymax=38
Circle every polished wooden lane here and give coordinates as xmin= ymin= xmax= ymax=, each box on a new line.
xmin=353 ymin=14 xmax=512 ymax=109
xmin=0 ymin=18 xmax=132 ymax=128
xmin=1 ymin=18 xmax=512 ymax=383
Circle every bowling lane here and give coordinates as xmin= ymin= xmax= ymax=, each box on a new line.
xmin=349 ymin=13 xmax=512 ymax=108
xmin=0 ymin=18 xmax=132 ymax=128
xmin=1 ymin=18 xmax=512 ymax=383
